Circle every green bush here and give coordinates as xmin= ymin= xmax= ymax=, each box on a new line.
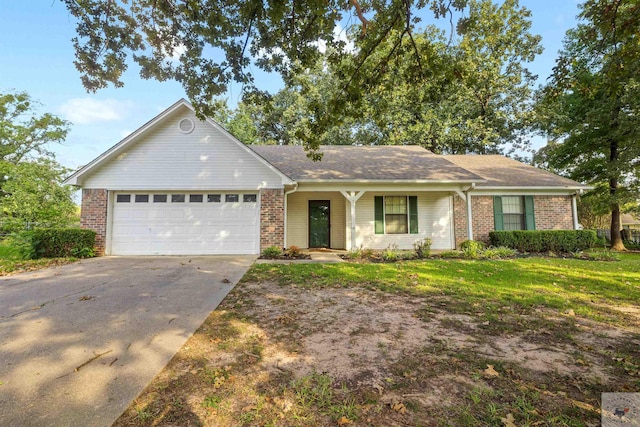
xmin=439 ymin=250 xmax=463 ymax=259
xmin=413 ymin=238 xmax=432 ymax=259
xmin=31 ymin=228 xmax=96 ymax=258
xmin=381 ymin=244 xmax=399 ymax=262
xmin=489 ymin=230 xmax=597 ymax=253
xmin=261 ymin=246 xmax=283 ymax=258
xmin=481 ymin=246 xmax=518 ymax=259
xmin=0 ymin=232 xmax=37 ymax=260
xmin=459 ymin=240 xmax=486 ymax=259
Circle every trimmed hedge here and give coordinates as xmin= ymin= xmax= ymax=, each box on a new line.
xmin=489 ymin=230 xmax=597 ymax=253
xmin=32 ymin=228 xmax=96 ymax=258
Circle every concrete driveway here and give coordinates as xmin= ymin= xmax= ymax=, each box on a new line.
xmin=0 ymin=255 xmax=255 ymax=427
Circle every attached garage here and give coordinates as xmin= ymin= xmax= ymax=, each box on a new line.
xmin=110 ymin=192 xmax=260 ymax=255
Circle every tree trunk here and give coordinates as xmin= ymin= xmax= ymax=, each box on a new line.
xmin=609 ymin=178 xmax=626 ymax=251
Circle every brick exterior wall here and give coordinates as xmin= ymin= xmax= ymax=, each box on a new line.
xmin=80 ymin=189 xmax=108 ymax=255
xmin=534 ymin=195 xmax=574 ymax=230
xmin=260 ymin=188 xmax=285 ymax=250
xmin=453 ymin=194 xmax=575 ymax=247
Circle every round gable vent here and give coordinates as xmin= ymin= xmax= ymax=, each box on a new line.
xmin=178 ymin=118 xmax=195 ymax=134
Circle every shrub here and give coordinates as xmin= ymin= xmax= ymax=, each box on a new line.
xmin=574 ymin=250 xmax=620 ymax=261
xmin=459 ymin=240 xmax=486 ymax=259
xmin=481 ymin=246 xmax=518 ymax=259
xmin=0 ymin=232 xmax=37 ymax=260
xmin=261 ymin=246 xmax=283 ymax=258
xmin=31 ymin=228 xmax=96 ymax=258
xmin=285 ymin=245 xmax=302 ymax=258
xmin=489 ymin=230 xmax=597 ymax=253
xmin=381 ymin=244 xmax=399 ymax=262
xmin=439 ymin=250 xmax=463 ymax=259
xmin=413 ymin=238 xmax=432 ymax=259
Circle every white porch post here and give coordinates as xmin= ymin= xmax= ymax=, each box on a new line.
xmin=340 ymin=190 xmax=365 ymax=250
xmin=466 ymin=193 xmax=474 ymax=241
xmin=572 ymin=194 xmax=579 ymax=229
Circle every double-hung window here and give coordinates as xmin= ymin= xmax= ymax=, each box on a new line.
xmin=493 ymin=196 xmax=535 ymax=230
xmin=374 ymin=196 xmax=419 ymax=234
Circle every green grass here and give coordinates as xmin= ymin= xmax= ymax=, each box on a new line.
xmin=243 ymin=253 xmax=640 ymax=326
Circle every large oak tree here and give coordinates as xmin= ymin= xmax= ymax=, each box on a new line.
xmin=536 ymin=0 xmax=640 ymax=250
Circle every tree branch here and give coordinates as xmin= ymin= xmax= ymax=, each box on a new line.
xmin=349 ymin=0 xmax=370 ymax=35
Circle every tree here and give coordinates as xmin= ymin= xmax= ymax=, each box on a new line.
xmin=225 ymin=0 xmax=541 ymax=156
xmin=1 ymin=160 xmax=77 ymax=232
xmin=62 ymin=1 xmax=473 ymax=138
xmin=0 ymin=92 xmax=76 ymax=231
xmin=536 ymin=0 xmax=640 ymax=250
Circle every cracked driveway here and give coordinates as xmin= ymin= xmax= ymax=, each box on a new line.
xmin=0 ymin=256 xmax=255 ymax=427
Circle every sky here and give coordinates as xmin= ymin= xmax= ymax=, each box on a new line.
xmin=0 ymin=1 xmax=582 ymax=172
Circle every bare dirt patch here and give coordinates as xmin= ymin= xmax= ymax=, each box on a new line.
xmin=114 ymin=280 xmax=640 ymax=426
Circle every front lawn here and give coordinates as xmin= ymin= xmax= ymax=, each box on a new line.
xmin=115 ymin=254 xmax=640 ymax=427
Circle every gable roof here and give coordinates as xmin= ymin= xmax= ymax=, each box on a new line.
xmin=63 ymin=99 xmax=293 ymax=186
xmin=251 ymin=145 xmax=484 ymax=183
xmin=442 ymin=155 xmax=589 ymax=189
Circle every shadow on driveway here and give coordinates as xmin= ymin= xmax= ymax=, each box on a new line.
xmin=0 ymin=255 xmax=255 ymax=427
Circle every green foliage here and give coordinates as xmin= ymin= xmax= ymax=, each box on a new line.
xmin=535 ymin=0 xmax=640 ymax=249
xmin=574 ymin=250 xmax=620 ymax=262
xmin=0 ymin=92 xmax=76 ymax=233
xmin=489 ymin=230 xmax=597 ymax=253
xmin=439 ymin=250 xmax=464 ymax=259
xmin=0 ymin=232 xmax=36 ymax=260
xmin=381 ymin=244 xmax=399 ymax=262
xmin=31 ymin=228 xmax=96 ymax=259
xmin=481 ymin=246 xmax=518 ymax=260
xmin=459 ymin=240 xmax=486 ymax=258
xmin=261 ymin=246 xmax=283 ymax=259
xmin=413 ymin=238 xmax=432 ymax=259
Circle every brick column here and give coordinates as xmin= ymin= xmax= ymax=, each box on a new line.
xmin=260 ymin=188 xmax=284 ymax=250
xmin=80 ymin=189 xmax=108 ymax=255
xmin=471 ymin=196 xmax=495 ymax=244
xmin=453 ymin=194 xmax=468 ymax=248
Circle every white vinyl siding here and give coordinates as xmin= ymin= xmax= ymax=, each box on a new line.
xmin=286 ymin=192 xmax=346 ymax=249
xmin=82 ymin=108 xmax=283 ymax=190
xmin=347 ymin=192 xmax=454 ymax=250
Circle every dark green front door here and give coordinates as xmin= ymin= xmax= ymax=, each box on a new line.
xmin=309 ymin=200 xmax=330 ymax=248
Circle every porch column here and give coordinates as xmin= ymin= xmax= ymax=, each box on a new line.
xmin=340 ymin=190 xmax=365 ymax=250
xmin=466 ymin=193 xmax=474 ymax=241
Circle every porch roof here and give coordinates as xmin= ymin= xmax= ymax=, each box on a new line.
xmin=250 ymin=145 xmax=484 ymax=183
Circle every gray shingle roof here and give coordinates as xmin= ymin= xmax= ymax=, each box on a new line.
xmin=250 ymin=145 xmax=587 ymax=189
xmin=442 ymin=155 xmax=588 ymax=188
xmin=250 ymin=145 xmax=484 ymax=182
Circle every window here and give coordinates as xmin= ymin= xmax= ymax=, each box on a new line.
xmin=207 ymin=194 xmax=221 ymax=203
xmin=385 ymin=196 xmax=408 ymax=234
xmin=153 ymin=194 xmax=167 ymax=203
xmin=171 ymin=194 xmax=185 ymax=203
xmin=494 ymin=196 xmax=535 ymax=231
xmin=374 ymin=196 xmax=418 ymax=235
xmin=116 ymin=194 xmax=131 ymax=203
xmin=189 ymin=194 xmax=203 ymax=203
xmin=226 ymin=194 xmax=239 ymax=202
xmin=243 ymin=194 xmax=257 ymax=203
xmin=135 ymin=194 xmax=149 ymax=203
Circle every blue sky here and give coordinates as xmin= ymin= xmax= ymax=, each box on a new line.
xmin=0 ymin=1 xmax=581 ymax=171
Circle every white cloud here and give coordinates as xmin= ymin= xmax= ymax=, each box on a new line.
xmin=59 ymin=98 xmax=133 ymax=124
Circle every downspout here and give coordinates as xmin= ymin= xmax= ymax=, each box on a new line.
xmin=283 ymin=183 xmax=298 ymax=248
xmin=572 ymin=189 xmax=583 ymax=230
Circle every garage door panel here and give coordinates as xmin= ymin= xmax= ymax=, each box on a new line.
xmin=111 ymin=192 xmax=259 ymax=255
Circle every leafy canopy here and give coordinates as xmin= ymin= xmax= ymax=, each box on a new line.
xmin=535 ymin=0 xmax=640 ymax=249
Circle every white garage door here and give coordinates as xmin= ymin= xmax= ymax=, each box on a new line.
xmin=111 ymin=192 xmax=260 ymax=255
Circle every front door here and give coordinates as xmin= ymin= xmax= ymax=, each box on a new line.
xmin=309 ymin=200 xmax=330 ymax=248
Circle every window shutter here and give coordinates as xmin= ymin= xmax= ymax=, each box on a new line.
xmin=524 ymin=196 xmax=536 ymax=230
xmin=408 ymin=196 xmax=418 ymax=234
xmin=493 ymin=196 xmax=504 ymax=231
xmin=374 ymin=196 xmax=384 ymax=234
